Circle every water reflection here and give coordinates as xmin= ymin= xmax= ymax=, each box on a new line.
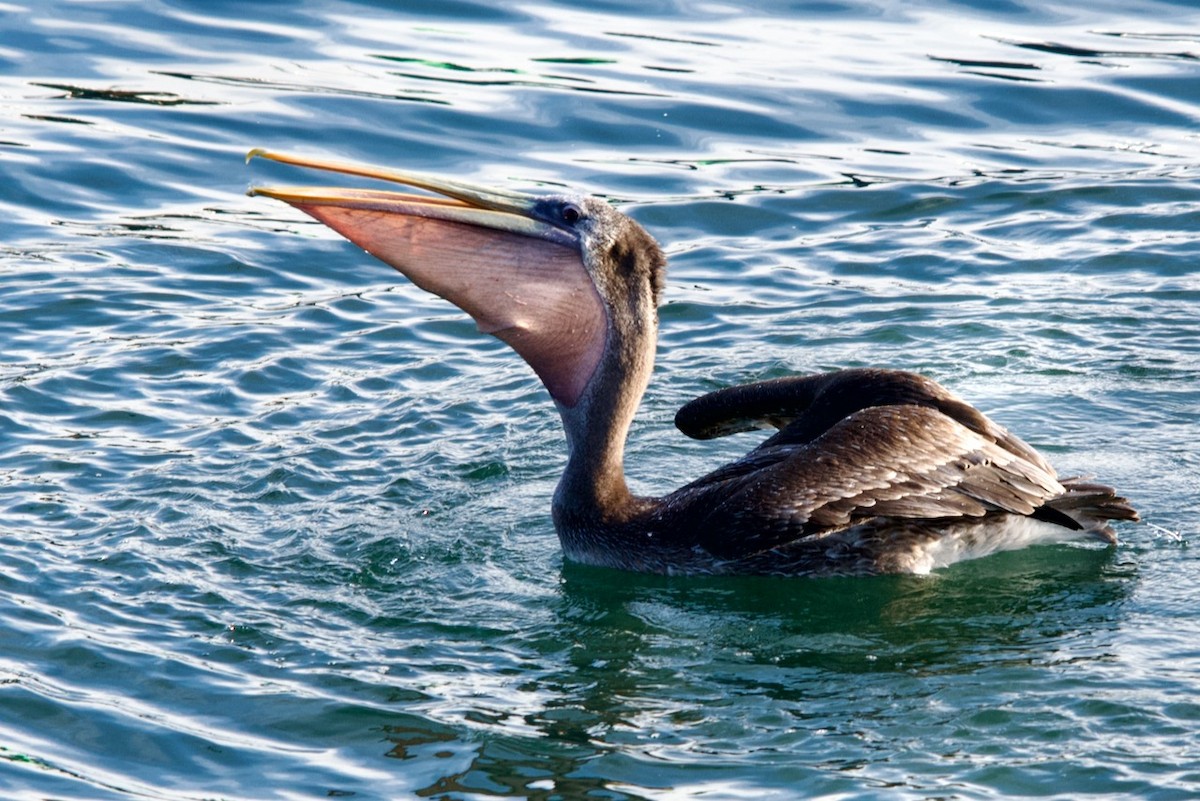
xmin=555 ymin=545 xmax=1128 ymax=678
xmin=31 ymin=82 xmax=220 ymax=106
xmin=374 ymin=547 xmax=1131 ymax=798
xmin=0 ymin=0 xmax=1192 ymax=796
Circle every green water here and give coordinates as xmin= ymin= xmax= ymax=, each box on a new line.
xmin=1 ymin=1 xmax=1197 ymax=798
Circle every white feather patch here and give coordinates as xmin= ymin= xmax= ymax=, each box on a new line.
xmin=909 ymin=517 xmax=1095 ymax=574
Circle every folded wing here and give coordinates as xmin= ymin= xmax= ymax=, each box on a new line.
xmin=668 ymin=370 xmax=1071 ymax=560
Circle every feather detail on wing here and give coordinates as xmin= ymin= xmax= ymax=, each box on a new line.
xmin=668 ymin=372 xmax=1069 ymax=561
xmin=675 ymin=368 xmax=1056 ymax=475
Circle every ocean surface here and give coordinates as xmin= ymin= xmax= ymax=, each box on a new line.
xmin=1 ymin=1 xmax=1197 ymax=798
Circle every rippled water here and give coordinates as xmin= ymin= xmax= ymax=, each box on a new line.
xmin=2 ymin=1 xmax=1198 ymax=798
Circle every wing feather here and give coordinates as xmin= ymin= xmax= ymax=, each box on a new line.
xmin=667 ymin=402 xmax=1065 ymax=561
xmin=676 ymin=367 xmax=1057 ymax=477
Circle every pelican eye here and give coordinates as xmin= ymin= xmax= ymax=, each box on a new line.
xmin=560 ymin=202 xmax=584 ymax=225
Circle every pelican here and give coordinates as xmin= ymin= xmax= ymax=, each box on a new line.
xmin=247 ymin=150 xmax=1137 ymax=576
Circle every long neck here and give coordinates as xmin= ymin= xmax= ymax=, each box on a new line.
xmin=543 ymin=210 xmax=668 ymax=564
xmin=551 ymin=314 xmax=656 ymax=541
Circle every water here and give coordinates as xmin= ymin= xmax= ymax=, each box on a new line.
xmin=1 ymin=0 xmax=1197 ymax=798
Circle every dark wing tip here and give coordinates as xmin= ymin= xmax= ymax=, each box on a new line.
xmin=674 ymin=373 xmax=838 ymax=440
xmin=1048 ymin=478 xmax=1140 ymax=527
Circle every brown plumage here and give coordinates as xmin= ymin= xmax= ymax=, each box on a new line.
xmin=249 ymin=150 xmax=1138 ymax=576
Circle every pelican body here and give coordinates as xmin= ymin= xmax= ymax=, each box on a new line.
xmin=248 ymin=150 xmax=1137 ymax=576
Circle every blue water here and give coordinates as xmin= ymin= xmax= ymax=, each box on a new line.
xmin=1 ymin=0 xmax=1198 ymax=798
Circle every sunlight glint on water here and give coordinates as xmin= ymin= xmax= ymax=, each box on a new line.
xmin=0 ymin=0 xmax=1197 ymax=798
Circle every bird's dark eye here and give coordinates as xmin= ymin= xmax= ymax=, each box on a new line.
xmin=560 ymin=203 xmax=583 ymax=225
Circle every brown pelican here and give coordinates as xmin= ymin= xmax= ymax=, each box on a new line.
xmin=247 ymin=149 xmax=1137 ymax=576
